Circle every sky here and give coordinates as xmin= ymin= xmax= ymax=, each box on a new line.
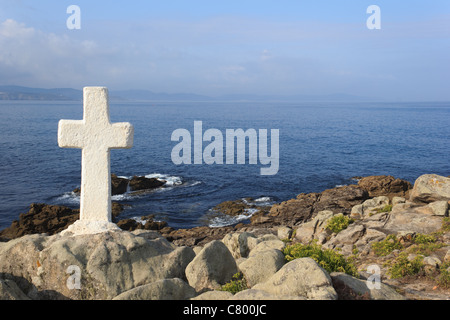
xmin=0 ymin=0 xmax=449 ymax=101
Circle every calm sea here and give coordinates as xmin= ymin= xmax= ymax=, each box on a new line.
xmin=0 ymin=100 xmax=449 ymax=230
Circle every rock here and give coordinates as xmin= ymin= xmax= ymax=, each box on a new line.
xmin=383 ymin=204 xmax=445 ymax=234
xmin=358 ymin=175 xmax=412 ymax=198
xmin=213 ymin=199 xmax=259 ymax=217
xmin=0 ymin=279 xmax=30 ymax=300
xmin=0 ymin=234 xmax=48 ymax=296
xmin=350 ymin=204 xmax=363 ymax=220
xmin=313 ymin=185 xmax=369 ymax=215
xmin=426 ymin=201 xmax=449 ymax=216
xmin=113 ymin=278 xmax=196 ymax=300
xmin=330 ymin=272 xmax=405 ymax=300
xmin=444 ymin=249 xmax=450 ymax=263
xmin=116 ymin=215 xmax=168 ymax=232
xmin=323 ymin=224 xmax=366 ymax=255
xmin=222 ymin=232 xmax=256 ymax=259
xmin=111 ymin=174 xmax=129 ymax=195
xmin=294 ymin=210 xmax=334 ymax=244
xmin=354 ymin=228 xmax=387 ymax=253
xmin=0 ymin=230 xmax=195 ymax=300
xmin=277 ymin=226 xmax=292 ymax=240
xmin=410 ymin=174 xmax=450 ymax=203
xmin=185 ymin=240 xmax=238 ymax=292
xmin=239 ymin=249 xmax=285 ymax=287
xmin=253 ymin=258 xmax=337 ymax=300
xmin=249 ymin=239 xmax=286 ymax=256
xmin=0 ymin=203 xmax=124 ymax=240
xmin=0 ymin=203 xmax=79 ymax=240
xmin=268 ymin=193 xmax=319 ymax=226
xmin=163 ymin=226 xmax=234 ymax=247
xmin=129 ymin=176 xmax=165 ymax=192
xmin=423 ymin=256 xmax=441 ymax=268
xmin=392 ymin=197 xmax=406 ymax=206
xmin=231 ymin=289 xmax=304 ymax=300
xmin=191 ymin=290 xmax=234 ymax=300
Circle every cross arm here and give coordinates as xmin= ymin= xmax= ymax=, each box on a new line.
xmin=58 ymin=119 xmax=85 ymax=149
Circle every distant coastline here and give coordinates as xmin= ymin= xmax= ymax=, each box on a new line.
xmin=0 ymin=85 xmax=378 ymax=102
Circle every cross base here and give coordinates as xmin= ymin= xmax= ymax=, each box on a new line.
xmin=61 ymin=220 xmax=121 ymax=236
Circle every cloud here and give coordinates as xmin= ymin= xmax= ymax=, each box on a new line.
xmin=0 ymin=19 xmax=121 ymax=88
xmin=0 ymin=14 xmax=448 ymax=100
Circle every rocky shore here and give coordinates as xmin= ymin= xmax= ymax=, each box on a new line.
xmin=0 ymin=174 xmax=449 ymax=300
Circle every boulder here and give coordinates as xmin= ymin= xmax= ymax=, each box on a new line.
xmin=185 ymin=240 xmax=238 ymax=292
xmin=112 ymin=278 xmax=196 ymax=300
xmin=222 ymin=232 xmax=256 ymax=259
xmin=383 ymin=204 xmax=445 ymax=234
xmin=249 ymin=239 xmax=286 ymax=255
xmin=231 ymin=289 xmax=304 ymax=300
xmin=426 ymin=201 xmax=449 ymax=216
xmin=111 ymin=174 xmax=129 ymax=195
xmin=0 ymin=230 xmax=195 ymax=300
xmin=323 ymin=224 xmax=365 ymax=255
xmin=357 ymin=175 xmax=412 ymax=198
xmin=277 ymin=226 xmax=293 ymax=240
xmin=191 ymin=290 xmax=234 ymax=300
xmin=294 ymin=210 xmax=334 ymax=244
xmin=129 ymin=176 xmax=165 ymax=192
xmin=410 ymin=174 xmax=450 ymax=203
xmin=330 ymin=272 xmax=406 ymax=300
xmin=239 ymin=249 xmax=285 ymax=287
xmin=253 ymin=258 xmax=337 ymax=300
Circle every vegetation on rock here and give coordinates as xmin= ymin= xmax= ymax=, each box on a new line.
xmin=220 ymin=272 xmax=248 ymax=294
xmin=283 ymin=241 xmax=358 ymax=277
xmin=325 ymin=214 xmax=354 ymax=234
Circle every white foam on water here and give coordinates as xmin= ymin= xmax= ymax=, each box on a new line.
xmin=131 ymin=216 xmax=147 ymax=225
xmin=56 ymin=191 xmax=80 ymax=205
xmin=145 ymin=173 xmax=183 ymax=186
xmin=207 ymin=207 xmax=259 ymax=228
xmin=242 ymin=196 xmax=274 ymax=207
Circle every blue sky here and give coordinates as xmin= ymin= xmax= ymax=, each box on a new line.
xmin=0 ymin=0 xmax=449 ymax=100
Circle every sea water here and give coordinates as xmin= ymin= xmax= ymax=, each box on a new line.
xmin=0 ymin=100 xmax=449 ymax=229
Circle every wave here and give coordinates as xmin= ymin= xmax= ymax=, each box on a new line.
xmin=207 ymin=208 xmax=257 ymax=228
xmin=55 ymin=173 xmax=200 ymax=204
xmin=242 ymin=196 xmax=275 ymax=207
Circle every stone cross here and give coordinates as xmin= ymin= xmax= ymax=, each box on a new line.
xmin=58 ymin=87 xmax=133 ymax=234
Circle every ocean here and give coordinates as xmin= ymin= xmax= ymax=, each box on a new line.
xmin=0 ymin=100 xmax=449 ymax=230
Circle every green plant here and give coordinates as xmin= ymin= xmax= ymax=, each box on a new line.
xmin=371 ymin=234 xmax=403 ymax=256
xmin=220 ymin=272 xmax=248 ymax=294
xmin=406 ymin=234 xmax=444 ymax=256
xmin=413 ymin=233 xmax=436 ymax=244
xmin=437 ymin=262 xmax=450 ymax=288
xmin=388 ymin=253 xmax=424 ymax=279
xmin=325 ymin=214 xmax=354 ymax=234
xmin=442 ymin=217 xmax=450 ymax=232
xmin=376 ymin=204 xmax=393 ymax=213
xmin=283 ymin=241 xmax=359 ymax=277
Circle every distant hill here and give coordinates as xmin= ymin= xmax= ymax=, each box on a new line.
xmin=0 ymin=86 xmax=82 ymax=101
xmin=0 ymin=85 xmax=376 ymax=102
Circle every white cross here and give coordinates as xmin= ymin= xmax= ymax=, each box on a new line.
xmin=58 ymin=87 xmax=133 ymax=224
